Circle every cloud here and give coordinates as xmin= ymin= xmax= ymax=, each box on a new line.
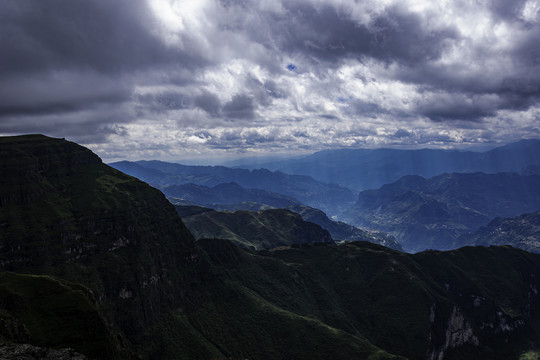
xmin=222 ymin=94 xmax=256 ymax=119
xmin=194 ymin=90 xmax=222 ymax=115
xmin=1 ymin=0 xmax=540 ymax=160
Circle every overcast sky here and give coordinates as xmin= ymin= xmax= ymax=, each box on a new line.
xmin=1 ymin=0 xmax=539 ymax=162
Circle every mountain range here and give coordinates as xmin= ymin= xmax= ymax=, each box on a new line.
xmin=176 ymin=204 xmax=403 ymax=251
xmin=163 ymin=181 xmax=300 ymax=209
xmin=341 ymin=171 xmax=540 ymax=252
xmin=2 ymin=135 xmax=540 ymax=359
xmin=456 ymin=211 xmax=540 ymax=253
xmin=234 ymin=139 xmax=540 ymax=190
xmin=110 ymin=160 xmax=355 ymax=216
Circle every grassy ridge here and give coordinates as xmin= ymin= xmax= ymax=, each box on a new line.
xmin=195 ymin=239 xmax=540 ymax=360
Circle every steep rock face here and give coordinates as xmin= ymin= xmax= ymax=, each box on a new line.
xmin=0 ymin=135 xmax=204 ymax=355
xmin=428 ymin=306 xmax=479 ymax=360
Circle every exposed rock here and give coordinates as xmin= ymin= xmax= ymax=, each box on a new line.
xmin=0 ymin=344 xmax=87 ymax=360
xmin=429 ymin=306 xmax=479 ymax=360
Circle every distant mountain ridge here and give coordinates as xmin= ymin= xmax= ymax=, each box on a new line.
xmin=457 ymin=211 xmax=540 ymax=253
xmin=110 ymin=160 xmax=355 ymax=216
xmin=341 ymin=171 xmax=540 ymax=252
xmin=236 ymin=139 xmax=540 ymax=190
xmin=163 ymin=181 xmax=301 ymax=209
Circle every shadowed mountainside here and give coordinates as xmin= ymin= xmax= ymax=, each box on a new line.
xmin=3 ymin=135 xmax=540 ymax=359
xmin=0 ymin=135 xmax=205 ymax=358
xmin=198 ymin=239 xmax=540 ymax=360
xmin=176 ymin=207 xmax=333 ymax=250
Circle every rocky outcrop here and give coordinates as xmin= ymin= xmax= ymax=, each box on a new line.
xmin=429 ymin=306 xmax=479 ymax=360
xmin=0 ymin=344 xmax=87 ymax=360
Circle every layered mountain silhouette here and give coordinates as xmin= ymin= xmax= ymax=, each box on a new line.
xmin=2 ymin=135 xmax=540 ymax=359
xmin=110 ymin=160 xmax=355 ymax=216
xmin=341 ymin=172 xmax=540 ymax=252
xmin=163 ymin=181 xmax=301 ymax=209
xmin=236 ymin=139 xmax=540 ymax=190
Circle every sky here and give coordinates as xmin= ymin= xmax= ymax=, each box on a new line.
xmin=1 ymin=0 xmax=540 ymax=162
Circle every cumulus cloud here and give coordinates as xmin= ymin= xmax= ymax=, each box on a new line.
xmin=1 ymin=0 xmax=539 ymax=160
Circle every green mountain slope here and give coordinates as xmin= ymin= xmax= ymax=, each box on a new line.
xmin=178 ymin=207 xmax=333 ymax=249
xmin=198 ymin=239 xmax=540 ymax=360
xmin=456 ymin=211 xmax=540 ymax=253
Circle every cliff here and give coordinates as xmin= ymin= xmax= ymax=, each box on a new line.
xmin=0 ymin=135 xmax=204 ymax=357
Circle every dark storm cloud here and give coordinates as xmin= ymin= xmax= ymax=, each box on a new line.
xmin=266 ymin=2 xmax=460 ymax=66
xmin=135 ymin=91 xmax=192 ymax=114
xmin=0 ymin=0 xmax=194 ymax=75
xmin=2 ymin=0 xmax=540 ymax=155
xmin=386 ymin=0 xmax=540 ymax=122
xmin=0 ymin=105 xmax=131 ymax=144
xmin=0 ymin=0 xmax=209 ymax=139
xmin=488 ymin=0 xmax=529 ymax=21
xmin=194 ymin=91 xmax=222 ymax=115
xmin=222 ymin=94 xmax=256 ymax=119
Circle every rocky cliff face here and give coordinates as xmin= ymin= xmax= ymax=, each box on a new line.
xmin=0 ymin=135 xmax=205 ymax=356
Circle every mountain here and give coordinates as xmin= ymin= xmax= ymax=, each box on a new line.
xmin=341 ymin=172 xmax=540 ymax=252
xmin=177 ymin=207 xmax=333 ymax=250
xmin=198 ymin=239 xmax=540 ymax=360
xmin=456 ymin=211 xmax=540 ymax=253
xmin=4 ymin=135 xmax=540 ymax=359
xmin=286 ymin=204 xmax=403 ymax=251
xmin=0 ymin=135 xmax=394 ymax=359
xmin=109 ymin=160 xmax=355 ymax=216
xmin=238 ymin=139 xmax=540 ymax=190
xmin=162 ymin=181 xmax=301 ymax=209
xmin=0 ymin=134 xmax=204 ymax=358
